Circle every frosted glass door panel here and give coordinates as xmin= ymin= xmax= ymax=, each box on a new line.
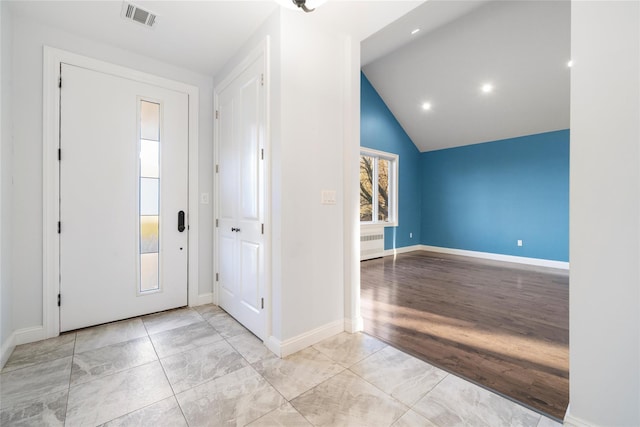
xmin=140 ymin=140 xmax=159 ymax=178
xmin=141 ymin=101 xmax=160 ymax=141
xmin=140 ymin=178 xmax=159 ymax=215
xmin=140 ymin=216 xmax=159 ymax=253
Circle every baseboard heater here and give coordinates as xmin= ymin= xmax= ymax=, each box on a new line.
xmin=361 ymin=230 xmax=384 ymax=261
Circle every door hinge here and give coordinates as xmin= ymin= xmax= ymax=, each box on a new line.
xmin=261 ymin=297 xmax=264 ymax=309
xmin=216 ymin=273 xmax=219 ymax=282
xmin=216 ymin=219 xmax=219 ymax=227
xmin=261 ymin=223 xmax=264 ymax=234
xmin=260 ymin=74 xmax=264 ymax=86
xmin=215 ymin=110 xmax=219 ymax=119
xmin=215 ymin=164 xmax=219 ymax=173
xmin=57 ymin=294 xmax=61 ymax=307
xmin=261 ymin=148 xmax=264 ymax=160
xmin=57 ymin=221 xmax=61 ymax=234
xmin=58 ymin=149 xmax=61 ymax=161
xmin=58 ymin=77 xmax=62 ymax=88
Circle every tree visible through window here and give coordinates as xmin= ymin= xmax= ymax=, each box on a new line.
xmin=360 ymin=149 xmax=397 ymax=225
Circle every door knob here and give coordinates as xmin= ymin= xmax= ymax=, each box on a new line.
xmin=178 ymin=211 xmax=185 ymax=232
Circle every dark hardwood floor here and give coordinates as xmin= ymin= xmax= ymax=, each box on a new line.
xmin=360 ymin=250 xmax=569 ymax=420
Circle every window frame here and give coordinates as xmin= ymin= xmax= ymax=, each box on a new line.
xmin=359 ymin=147 xmax=399 ymax=228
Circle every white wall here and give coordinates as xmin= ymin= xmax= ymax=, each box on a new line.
xmin=10 ymin=13 xmax=214 ymax=332
xmin=214 ymin=8 xmax=356 ymax=350
xmin=1 ymin=1 xmax=15 ymax=366
xmin=278 ymin=9 xmax=347 ymax=341
xmin=569 ymin=1 xmax=640 ymax=426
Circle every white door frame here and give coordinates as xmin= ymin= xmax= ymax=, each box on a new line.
xmin=42 ymin=47 xmax=199 ymax=338
xmin=213 ymin=37 xmax=271 ymax=342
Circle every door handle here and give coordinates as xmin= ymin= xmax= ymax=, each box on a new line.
xmin=231 ymin=227 xmax=241 ymax=232
xmin=178 ymin=211 xmax=185 ymax=232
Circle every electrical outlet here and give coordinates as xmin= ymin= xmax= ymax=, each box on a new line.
xmin=517 ymin=239 xmax=523 ymax=247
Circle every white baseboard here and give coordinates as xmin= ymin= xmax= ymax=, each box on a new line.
xmin=191 ymin=292 xmax=214 ymax=307
xmin=382 ymin=244 xmax=423 ymax=257
xmin=267 ymin=319 xmax=344 ymax=358
xmin=564 ymin=405 xmax=594 ymax=427
xmin=2 ymin=326 xmax=48 ymax=368
xmin=344 ymin=316 xmax=363 ymax=333
xmin=419 ymin=245 xmax=570 ymax=270
xmin=1 ymin=330 xmax=16 ymax=369
xmin=15 ymin=326 xmax=46 ymax=346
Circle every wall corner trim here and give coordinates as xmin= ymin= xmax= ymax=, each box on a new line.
xmin=344 ymin=316 xmax=364 ymax=333
xmin=268 ymin=319 xmax=344 ymax=358
xmin=0 ymin=331 xmax=16 ymax=369
xmin=419 ymin=245 xmax=570 ymax=270
xmin=265 ymin=336 xmax=282 ymax=358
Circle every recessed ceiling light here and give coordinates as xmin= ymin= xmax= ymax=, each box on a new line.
xmin=422 ymin=102 xmax=432 ymax=111
xmin=481 ymin=83 xmax=494 ymax=94
xmin=567 ymin=60 xmax=573 ymax=68
xmin=411 ymin=28 xmax=421 ymax=35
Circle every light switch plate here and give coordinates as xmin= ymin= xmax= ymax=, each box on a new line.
xmin=200 ymin=193 xmax=210 ymax=205
xmin=321 ymin=190 xmax=336 ymax=205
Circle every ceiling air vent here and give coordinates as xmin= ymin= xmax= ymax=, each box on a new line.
xmin=121 ymin=2 xmax=158 ymax=29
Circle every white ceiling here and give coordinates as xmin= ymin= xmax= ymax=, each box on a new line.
xmin=361 ymin=0 xmax=489 ymax=66
xmin=361 ymin=0 xmax=571 ymax=152
xmin=7 ymin=1 xmax=280 ymax=76
xmin=6 ymin=0 xmax=423 ymax=77
xmin=299 ymin=1 xmax=423 ymax=44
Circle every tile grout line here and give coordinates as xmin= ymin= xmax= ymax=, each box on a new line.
xmin=73 ymin=315 xmax=156 ymax=424
xmin=97 ymin=311 xmax=199 ymax=425
xmin=303 ymin=335 xmax=447 ymax=427
xmin=151 ymin=317 xmax=296 ymax=427
xmin=208 ymin=313 xmax=314 ymax=426
xmin=242 ymin=364 xmax=297 ymax=426
xmin=0 ymin=333 xmax=76 ymax=375
xmin=140 ymin=311 xmax=192 ymax=426
xmin=247 ymin=359 xmax=319 ymax=427
xmin=286 ymin=397 xmax=317 ymax=427
xmin=62 ymin=332 xmax=78 ymax=426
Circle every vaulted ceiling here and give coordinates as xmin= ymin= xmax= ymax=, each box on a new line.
xmin=7 ymin=0 xmax=569 ymax=153
xmin=361 ymin=0 xmax=571 ymax=152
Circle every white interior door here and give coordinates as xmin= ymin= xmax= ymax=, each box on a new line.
xmin=217 ymin=55 xmax=266 ymax=340
xmin=59 ymin=63 xmax=189 ymax=332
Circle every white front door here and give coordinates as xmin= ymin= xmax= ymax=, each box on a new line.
xmin=59 ymin=63 xmax=189 ymax=332
xmin=217 ymin=54 xmax=266 ymax=340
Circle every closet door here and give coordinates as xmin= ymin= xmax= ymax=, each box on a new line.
xmin=216 ymin=54 xmax=266 ymax=340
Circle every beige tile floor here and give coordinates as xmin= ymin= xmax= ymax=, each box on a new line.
xmin=0 ymin=305 xmax=563 ymax=426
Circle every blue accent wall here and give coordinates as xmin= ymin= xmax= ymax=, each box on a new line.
xmin=420 ymin=130 xmax=570 ymax=261
xmin=361 ymin=73 xmax=422 ymax=249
